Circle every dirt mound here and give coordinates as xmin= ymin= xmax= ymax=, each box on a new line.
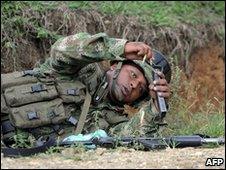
xmin=1 ymin=39 xmax=41 ymax=73
xmin=178 ymin=43 xmax=225 ymax=112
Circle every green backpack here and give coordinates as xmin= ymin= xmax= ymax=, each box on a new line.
xmin=1 ymin=69 xmax=92 ymax=147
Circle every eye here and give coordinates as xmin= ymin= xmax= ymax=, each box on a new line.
xmin=131 ymin=71 xmax=137 ymax=78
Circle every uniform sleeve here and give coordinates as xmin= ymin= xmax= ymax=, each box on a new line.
xmin=34 ymin=32 xmax=128 ymax=76
xmin=108 ymin=101 xmax=165 ymax=137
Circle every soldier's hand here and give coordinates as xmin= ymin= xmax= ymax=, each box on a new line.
xmin=124 ymin=42 xmax=153 ymax=61
xmin=148 ymin=71 xmax=171 ymax=100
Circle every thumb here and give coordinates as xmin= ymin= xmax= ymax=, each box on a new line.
xmin=137 ymin=48 xmax=145 ymax=56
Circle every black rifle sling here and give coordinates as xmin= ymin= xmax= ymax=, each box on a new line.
xmin=1 ymin=136 xmax=56 ymax=157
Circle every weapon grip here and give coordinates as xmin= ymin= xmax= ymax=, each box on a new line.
xmin=154 ymin=71 xmax=167 ymax=118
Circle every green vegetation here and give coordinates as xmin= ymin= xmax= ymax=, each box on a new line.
xmin=164 ymin=101 xmax=225 ymax=137
xmin=1 ymin=1 xmax=62 ymax=40
xmin=2 ymin=1 xmax=224 ymax=37
xmin=11 ymin=130 xmax=36 ymax=148
xmin=67 ymin=1 xmax=225 ymax=26
xmin=162 ymin=64 xmax=225 ymax=137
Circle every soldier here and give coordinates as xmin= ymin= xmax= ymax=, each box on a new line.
xmin=1 ymin=32 xmax=171 ymax=147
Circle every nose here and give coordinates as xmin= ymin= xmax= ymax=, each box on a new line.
xmin=130 ymin=80 xmax=139 ymax=89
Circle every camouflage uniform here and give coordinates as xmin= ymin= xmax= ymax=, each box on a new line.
xmin=1 ymin=33 xmax=162 ymax=141
xmin=32 ymin=32 xmax=164 ymax=138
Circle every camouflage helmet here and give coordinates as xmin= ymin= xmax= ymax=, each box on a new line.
xmin=121 ymin=50 xmax=171 ymax=85
xmin=109 ymin=49 xmax=171 ymax=103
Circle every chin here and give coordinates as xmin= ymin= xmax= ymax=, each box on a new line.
xmin=111 ymin=86 xmax=124 ymax=101
xmin=124 ymin=100 xmax=133 ymax=105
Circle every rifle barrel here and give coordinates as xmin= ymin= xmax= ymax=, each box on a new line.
xmin=201 ymin=138 xmax=225 ymax=145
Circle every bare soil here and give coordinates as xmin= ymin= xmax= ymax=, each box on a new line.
xmin=1 ymin=146 xmax=225 ymax=169
xmin=179 ymin=43 xmax=225 ymax=112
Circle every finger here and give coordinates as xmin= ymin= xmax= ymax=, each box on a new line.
xmin=153 ymin=79 xmax=168 ymax=86
xmin=138 ymin=43 xmax=149 ymax=56
xmin=148 ymin=84 xmax=155 ymax=91
xmin=146 ymin=48 xmax=153 ymax=60
xmin=137 ymin=47 xmax=146 ymax=57
xmin=153 ymin=85 xmax=170 ymax=93
xmin=143 ymin=45 xmax=150 ymax=55
xmin=148 ymin=89 xmax=157 ymax=99
xmin=141 ymin=44 xmax=152 ymax=59
xmin=157 ymin=91 xmax=170 ymax=98
xmin=155 ymin=71 xmax=165 ymax=79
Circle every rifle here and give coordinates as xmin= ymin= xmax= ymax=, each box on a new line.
xmin=2 ymin=133 xmax=224 ymax=157
xmin=91 ymin=135 xmax=225 ymax=150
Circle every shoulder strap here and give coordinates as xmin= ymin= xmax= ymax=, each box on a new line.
xmin=1 ymin=136 xmax=56 ymax=157
xmin=74 ymin=88 xmax=92 ymax=135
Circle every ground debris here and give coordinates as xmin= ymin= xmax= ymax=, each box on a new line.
xmin=1 ymin=146 xmax=225 ymax=169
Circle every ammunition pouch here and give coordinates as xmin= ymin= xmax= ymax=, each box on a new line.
xmin=1 ymin=70 xmax=88 ymax=144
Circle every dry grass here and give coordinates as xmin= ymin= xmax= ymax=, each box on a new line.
xmin=1 ymin=2 xmax=225 ymax=73
xmin=1 ymin=146 xmax=225 ymax=169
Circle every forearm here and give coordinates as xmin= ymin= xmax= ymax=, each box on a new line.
xmin=35 ymin=32 xmax=128 ymax=75
xmin=51 ymin=33 xmax=127 ymax=71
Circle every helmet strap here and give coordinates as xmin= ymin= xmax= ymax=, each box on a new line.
xmin=108 ymin=61 xmax=124 ymax=105
xmin=113 ymin=61 xmax=123 ymax=79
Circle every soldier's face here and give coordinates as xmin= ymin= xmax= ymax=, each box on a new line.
xmin=109 ymin=64 xmax=148 ymax=104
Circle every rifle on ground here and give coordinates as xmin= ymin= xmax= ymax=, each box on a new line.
xmin=2 ymin=133 xmax=224 ymax=157
xmin=91 ymin=135 xmax=225 ymax=150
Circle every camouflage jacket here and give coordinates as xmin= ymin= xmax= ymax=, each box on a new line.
xmin=34 ymin=32 xmax=164 ymax=137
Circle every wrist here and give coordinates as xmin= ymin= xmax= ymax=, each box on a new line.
xmin=110 ymin=38 xmax=128 ymax=58
xmin=124 ymin=42 xmax=129 ymax=55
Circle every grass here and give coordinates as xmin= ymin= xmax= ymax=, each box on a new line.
xmin=164 ymin=104 xmax=225 ymax=136
xmin=67 ymin=1 xmax=225 ymax=26
xmin=2 ymin=1 xmax=224 ymax=28
xmin=1 ymin=1 xmax=224 ymax=54
xmin=161 ymin=64 xmax=225 ymax=137
xmin=2 ymin=1 xmax=224 ymax=71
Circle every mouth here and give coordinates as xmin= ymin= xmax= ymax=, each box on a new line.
xmin=121 ymin=85 xmax=131 ymax=97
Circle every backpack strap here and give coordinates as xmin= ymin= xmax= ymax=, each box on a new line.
xmin=1 ymin=120 xmax=15 ymax=136
xmin=74 ymin=88 xmax=92 ymax=135
xmin=1 ymin=136 xmax=56 ymax=157
xmin=113 ymin=61 xmax=123 ymax=79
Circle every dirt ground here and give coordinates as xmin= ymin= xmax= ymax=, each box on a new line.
xmin=180 ymin=43 xmax=225 ymax=112
xmin=1 ymin=146 xmax=225 ymax=169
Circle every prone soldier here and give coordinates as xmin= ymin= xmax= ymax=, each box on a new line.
xmin=1 ymin=32 xmax=171 ymax=146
